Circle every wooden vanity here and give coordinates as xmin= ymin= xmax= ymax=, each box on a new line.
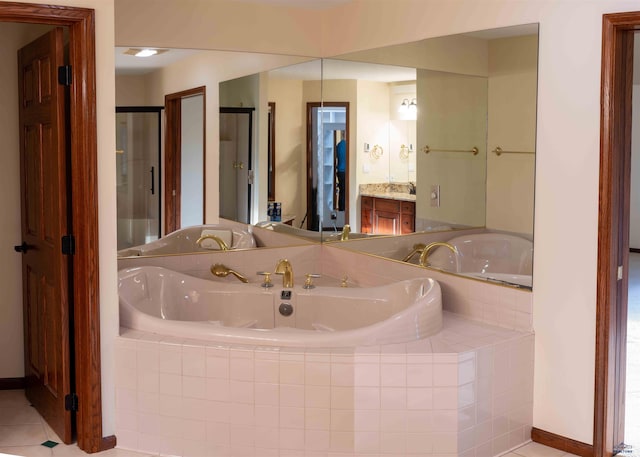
xmin=361 ymin=195 xmax=415 ymax=235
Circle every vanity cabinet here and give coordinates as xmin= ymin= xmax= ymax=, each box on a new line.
xmin=360 ymin=196 xmax=415 ymax=235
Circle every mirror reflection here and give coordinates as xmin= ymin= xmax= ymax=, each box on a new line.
xmin=114 ymin=23 xmax=538 ymax=289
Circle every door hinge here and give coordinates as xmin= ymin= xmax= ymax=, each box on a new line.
xmin=61 ymin=234 xmax=75 ymax=255
xmin=58 ymin=65 xmax=72 ymax=86
xmin=618 ymin=265 xmax=624 ymax=281
xmin=248 ymin=170 xmax=254 ymax=185
xmin=64 ymin=393 xmax=78 ymax=412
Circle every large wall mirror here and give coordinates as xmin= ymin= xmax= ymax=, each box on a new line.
xmin=323 ymin=23 xmax=538 ymax=240
xmin=115 ymin=23 xmax=539 ymax=276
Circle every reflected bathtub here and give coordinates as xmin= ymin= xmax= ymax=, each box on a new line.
xmin=118 ymin=266 xmax=442 ymax=347
xmin=117 ymin=224 xmax=255 ymax=257
xmin=428 ymin=232 xmax=533 ymax=287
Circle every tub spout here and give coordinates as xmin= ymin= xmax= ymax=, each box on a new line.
xmin=402 ymin=243 xmax=426 ymax=263
xmin=274 ymin=259 xmax=294 ymax=287
xmin=340 ymin=224 xmax=351 ymax=241
xmin=196 ymin=234 xmax=229 ymax=251
xmin=419 ymin=241 xmax=457 ymax=267
xmin=211 ymin=264 xmax=248 ymax=282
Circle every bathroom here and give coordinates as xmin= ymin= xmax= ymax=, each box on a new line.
xmin=0 ymin=0 xmax=630 ymax=456
xmin=111 ymin=20 xmax=537 ymax=456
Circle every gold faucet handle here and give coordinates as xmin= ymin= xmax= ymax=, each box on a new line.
xmin=303 ymin=273 xmax=321 ymax=289
xmin=341 ymin=275 xmax=349 ymax=288
xmin=257 ymin=271 xmax=274 ymax=288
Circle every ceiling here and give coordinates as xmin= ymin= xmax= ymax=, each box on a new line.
xmin=227 ymin=0 xmax=353 ymax=9
xmin=115 ymin=47 xmax=203 ymax=75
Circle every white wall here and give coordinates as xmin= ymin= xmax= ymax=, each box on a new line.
xmin=320 ymin=0 xmax=640 ymax=445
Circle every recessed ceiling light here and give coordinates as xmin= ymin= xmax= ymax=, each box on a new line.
xmin=123 ymin=48 xmax=168 ymax=58
xmin=135 ymin=49 xmax=157 ymax=57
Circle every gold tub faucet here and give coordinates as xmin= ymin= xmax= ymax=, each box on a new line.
xmin=196 ymin=234 xmax=229 ymax=251
xmin=275 ymin=259 xmax=294 ymax=287
xmin=419 ymin=241 xmax=457 ymax=267
xmin=340 ymin=224 xmax=351 ymax=241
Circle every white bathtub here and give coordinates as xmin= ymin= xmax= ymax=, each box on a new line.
xmin=427 ymin=232 xmax=533 ymax=287
xmin=118 ymin=266 xmax=442 ymax=347
xmin=117 ymin=224 xmax=255 ymax=257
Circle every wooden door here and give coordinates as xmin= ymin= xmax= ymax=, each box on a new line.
xmin=17 ymin=28 xmax=72 ymax=444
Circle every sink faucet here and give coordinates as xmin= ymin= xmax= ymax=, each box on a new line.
xmin=340 ymin=224 xmax=351 ymax=241
xmin=196 ymin=234 xmax=229 ymax=251
xmin=274 ymin=259 xmax=294 ymax=287
xmin=419 ymin=241 xmax=457 ymax=267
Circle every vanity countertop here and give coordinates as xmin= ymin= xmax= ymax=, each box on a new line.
xmin=360 ymin=191 xmax=416 ymax=202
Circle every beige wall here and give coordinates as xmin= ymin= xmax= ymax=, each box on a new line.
xmin=486 ymin=34 xmax=538 ymax=235
xmin=417 ymin=69 xmax=488 ymax=227
xmin=115 ymin=74 xmax=148 ymax=106
xmin=0 ymin=22 xmax=53 ymax=379
xmin=114 ymin=0 xmax=323 ymax=57
xmin=267 ymin=78 xmax=306 ymax=223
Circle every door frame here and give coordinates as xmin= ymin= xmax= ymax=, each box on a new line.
xmin=164 ymin=86 xmax=206 ymax=234
xmin=219 ymin=106 xmax=254 ymax=223
xmin=595 ymin=11 xmax=640 ymax=457
xmin=0 ymin=2 xmax=106 ymax=453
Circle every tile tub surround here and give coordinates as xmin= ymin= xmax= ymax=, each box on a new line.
xmin=115 ymin=312 xmax=533 ymax=457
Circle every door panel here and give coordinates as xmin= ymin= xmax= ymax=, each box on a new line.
xmin=18 ymin=28 xmax=72 ymax=444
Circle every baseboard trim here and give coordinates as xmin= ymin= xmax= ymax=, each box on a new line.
xmin=98 ymin=435 xmax=116 ymax=452
xmin=630 ymin=247 xmax=640 ymax=253
xmin=531 ymin=427 xmax=593 ymax=457
xmin=0 ymin=378 xmax=25 ymax=390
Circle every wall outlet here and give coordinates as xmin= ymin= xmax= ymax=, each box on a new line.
xmin=430 ymin=184 xmax=440 ymax=207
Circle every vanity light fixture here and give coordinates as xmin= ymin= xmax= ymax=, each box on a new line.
xmin=399 ymin=98 xmax=417 ymax=113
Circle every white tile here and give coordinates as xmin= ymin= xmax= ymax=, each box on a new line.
xmin=406 ymin=363 xmax=432 ymax=387
xmin=354 ymin=431 xmax=379 ymax=453
xmin=254 ymin=359 xmax=278 ymax=383
xmin=255 ymin=426 xmax=279 ymax=449
xmin=331 ymin=364 xmax=354 ymax=386
xmin=254 ymin=383 xmax=279 ymax=406
xmin=305 ymin=362 xmax=330 ymax=386
xmin=354 ymin=363 xmax=380 ymax=387
xmin=331 ymin=409 xmax=354 ymax=432
xmin=406 ymin=410 xmax=432 ymax=433
xmin=405 ymin=432 xmax=433 ymax=454
xmin=158 ymin=373 xmax=181 ymax=396
xmin=206 ymin=356 xmax=230 ymax=379
xmin=182 ymin=375 xmax=206 ymax=399
xmin=406 ymin=387 xmax=432 ymax=410
xmin=230 ymin=357 xmax=254 ymax=381
xmin=305 ymin=429 xmax=330 ymax=451
xmin=0 ymin=445 xmax=52 ymax=457
xmin=305 ymin=385 xmax=330 ymax=409
xmin=305 ymin=408 xmax=330 ymax=430
xmin=228 ymin=403 xmax=253 ymax=425
xmin=280 ymin=361 xmax=304 ymax=385
xmin=279 ymin=384 xmax=304 ymax=407
xmin=513 ymin=441 xmax=568 ymax=457
xmin=0 ymin=406 xmax=43 ymax=426
xmin=0 ymin=424 xmax=47 ymax=446
xmin=206 ymin=421 xmax=230 ymax=446
xmin=158 ymin=395 xmax=182 ymax=418
xmin=158 ymin=347 xmax=181 ymax=375
xmin=330 ymin=386 xmax=354 ymax=409
xmin=279 ymin=427 xmax=305 ymax=450
xmin=380 ymin=387 xmax=407 ymax=410
xmin=229 ymin=424 xmax=254 ymax=447
xmin=279 ymin=407 xmax=304 ymax=429
xmin=181 ymin=397 xmax=209 ymax=421
xmin=230 ymin=381 xmax=254 ymax=404
xmin=255 ymin=405 xmax=279 ymax=427
xmin=136 ymin=392 xmax=159 ymax=415
xmin=380 ymin=410 xmax=407 ymax=432
xmin=206 ymin=377 xmax=230 ymax=402
xmin=381 ymin=363 xmax=406 ymax=387
xmin=354 ymin=409 xmax=380 ymax=431
xmin=354 ymin=386 xmax=380 ymax=410
xmin=432 ymin=409 xmax=458 ymax=432
xmin=380 ymin=432 xmax=406 ymax=454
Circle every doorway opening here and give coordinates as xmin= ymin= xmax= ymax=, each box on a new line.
xmin=115 ymin=106 xmax=163 ymax=250
xmin=306 ymin=102 xmax=349 ymax=232
xmin=596 ymin=11 xmax=640 ymax=457
xmin=164 ymin=86 xmax=206 ymax=234
xmin=0 ymin=2 xmax=105 ymax=453
xmin=219 ymin=107 xmax=254 ymax=224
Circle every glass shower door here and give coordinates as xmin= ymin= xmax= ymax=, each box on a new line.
xmin=116 ymin=109 xmax=162 ymax=250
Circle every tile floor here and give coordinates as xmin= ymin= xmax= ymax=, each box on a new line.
xmin=0 ymin=388 xmax=578 ymax=457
